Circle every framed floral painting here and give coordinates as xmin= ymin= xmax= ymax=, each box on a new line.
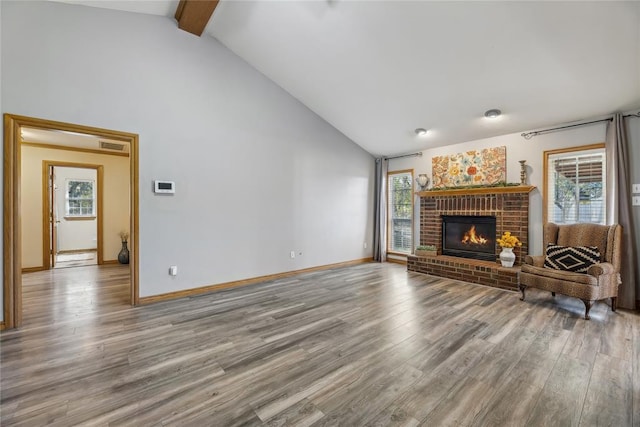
xmin=432 ymin=146 xmax=506 ymax=187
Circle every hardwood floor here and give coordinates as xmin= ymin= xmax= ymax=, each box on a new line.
xmin=54 ymin=251 xmax=98 ymax=269
xmin=1 ymin=263 xmax=638 ymax=426
xmin=20 ymin=264 xmax=130 ymax=328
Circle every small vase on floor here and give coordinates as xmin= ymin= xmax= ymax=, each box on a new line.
xmin=499 ymin=247 xmax=516 ymax=267
xmin=118 ymin=241 xmax=130 ymax=265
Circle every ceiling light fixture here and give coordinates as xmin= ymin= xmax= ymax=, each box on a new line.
xmin=484 ymin=109 xmax=502 ymax=119
xmin=414 ymin=128 xmax=428 ymax=136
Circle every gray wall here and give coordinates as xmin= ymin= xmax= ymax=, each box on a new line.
xmin=1 ymin=1 xmax=375 ymax=305
xmin=1 ymin=1 xmax=637 ymax=320
xmin=627 ymin=115 xmax=640 ymax=286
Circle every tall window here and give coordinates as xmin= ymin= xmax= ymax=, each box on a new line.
xmin=66 ymin=179 xmax=95 ymax=217
xmin=544 ymin=145 xmax=606 ymax=225
xmin=388 ymin=170 xmax=413 ymax=253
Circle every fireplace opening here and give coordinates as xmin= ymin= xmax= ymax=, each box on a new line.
xmin=442 ymin=215 xmax=496 ymax=261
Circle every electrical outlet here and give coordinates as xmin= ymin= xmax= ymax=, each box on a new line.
xmin=169 ymin=266 xmax=178 ymax=276
xmin=363 ymin=242 xmax=367 ymax=249
xmin=633 ymin=196 xmax=640 ymax=206
xmin=290 ymin=251 xmax=295 ymax=259
xmin=633 ymin=183 xmax=640 ymax=194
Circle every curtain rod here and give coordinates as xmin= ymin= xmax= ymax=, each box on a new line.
xmin=521 ymin=112 xmax=640 ymax=140
xmin=385 ymin=152 xmax=423 ymax=160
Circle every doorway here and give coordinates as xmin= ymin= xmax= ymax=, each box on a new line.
xmin=45 ymin=163 xmax=103 ymax=269
xmin=3 ymin=114 xmax=140 ymax=329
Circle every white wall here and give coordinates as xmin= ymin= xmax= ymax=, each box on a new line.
xmin=389 ymin=123 xmax=608 ymax=257
xmin=54 ymin=167 xmax=98 ymax=253
xmin=1 ymin=1 xmax=374 ymax=299
xmin=21 ymin=146 xmax=130 ymax=268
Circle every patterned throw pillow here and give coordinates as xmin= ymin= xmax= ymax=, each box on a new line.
xmin=544 ymin=244 xmax=601 ymax=273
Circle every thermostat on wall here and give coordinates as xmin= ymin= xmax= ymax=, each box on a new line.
xmin=154 ymin=180 xmax=175 ymax=194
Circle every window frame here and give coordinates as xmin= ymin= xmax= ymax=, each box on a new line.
xmin=387 ymin=169 xmax=414 ymax=255
xmin=65 ymin=178 xmax=96 ymax=218
xmin=543 ymin=143 xmax=606 ymax=226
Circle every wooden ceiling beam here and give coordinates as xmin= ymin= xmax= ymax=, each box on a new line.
xmin=175 ymin=0 xmax=219 ymax=37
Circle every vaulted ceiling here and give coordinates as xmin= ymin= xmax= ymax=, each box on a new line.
xmin=51 ymin=1 xmax=640 ymax=156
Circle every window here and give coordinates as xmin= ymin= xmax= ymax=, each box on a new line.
xmin=66 ymin=179 xmax=95 ymax=217
xmin=544 ymin=145 xmax=606 ymax=225
xmin=388 ymin=170 xmax=413 ymax=253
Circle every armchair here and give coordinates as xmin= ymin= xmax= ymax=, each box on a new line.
xmin=519 ymin=223 xmax=622 ymax=319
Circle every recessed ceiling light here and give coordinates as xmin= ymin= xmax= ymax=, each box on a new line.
xmin=414 ymin=128 xmax=428 ymax=136
xmin=484 ymin=109 xmax=502 ymax=119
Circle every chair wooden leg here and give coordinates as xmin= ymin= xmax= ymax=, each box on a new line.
xmin=581 ymin=299 xmax=594 ymax=320
xmin=551 ymin=292 xmax=556 ymax=297
xmin=611 ymin=297 xmax=617 ymax=312
xmin=519 ymin=284 xmax=526 ymax=301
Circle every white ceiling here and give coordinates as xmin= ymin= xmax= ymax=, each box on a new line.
xmin=53 ymin=0 xmax=179 ymax=17
xmin=51 ymin=1 xmax=640 ymax=157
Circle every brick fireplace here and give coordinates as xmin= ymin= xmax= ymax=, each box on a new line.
xmin=441 ymin=215 xmax=497 ymax=261
xmin=407 ymin=186 xmax=534 ymax=291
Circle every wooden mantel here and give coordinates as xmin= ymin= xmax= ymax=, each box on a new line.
xmin=417 ymin=185 xmax=536 ymax=197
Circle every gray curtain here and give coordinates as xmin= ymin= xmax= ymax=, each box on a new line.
xmin=373 ymin=158 xmax=388 ymax=262
xmin=606 ymin=114 xmax=638 ymax=310
xmin=605 ymin=121 xmax=619 ymax=223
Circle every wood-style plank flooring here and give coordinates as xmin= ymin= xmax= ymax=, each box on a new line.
xmin=54 ymin=251 xmax=98 ymax=269
xmin=1 ymin=263 xmax=639 ymax=426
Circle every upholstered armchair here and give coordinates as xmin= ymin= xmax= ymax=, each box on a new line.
xmin=519 ymin=223 xmax=622 ymax=319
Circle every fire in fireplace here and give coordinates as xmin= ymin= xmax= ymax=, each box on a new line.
xmin=461 ymin=225 xmax=488 ymax=245
xmin=442 ymin=215 xmax=497 ymax=261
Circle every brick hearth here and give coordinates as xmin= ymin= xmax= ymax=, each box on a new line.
xmin=407 ymin=255 xmax=520 ymax=291
xmin=407 ymin=186 xmax=534 ymax=291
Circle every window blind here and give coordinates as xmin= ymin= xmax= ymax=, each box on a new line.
xmin=546 ymin=147 xmax=606 ymax=225
xmin=388 ymin=171 xmax=413 ymax=253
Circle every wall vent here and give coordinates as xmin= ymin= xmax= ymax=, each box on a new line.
xmin=99 ymin=141 xmax=126 ymax=151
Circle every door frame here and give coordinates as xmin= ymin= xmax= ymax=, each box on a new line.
xmin=3 ymin=113 xmax=140 ymax=328
xmin=43 ymin=162 xmax=104 ymax=270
